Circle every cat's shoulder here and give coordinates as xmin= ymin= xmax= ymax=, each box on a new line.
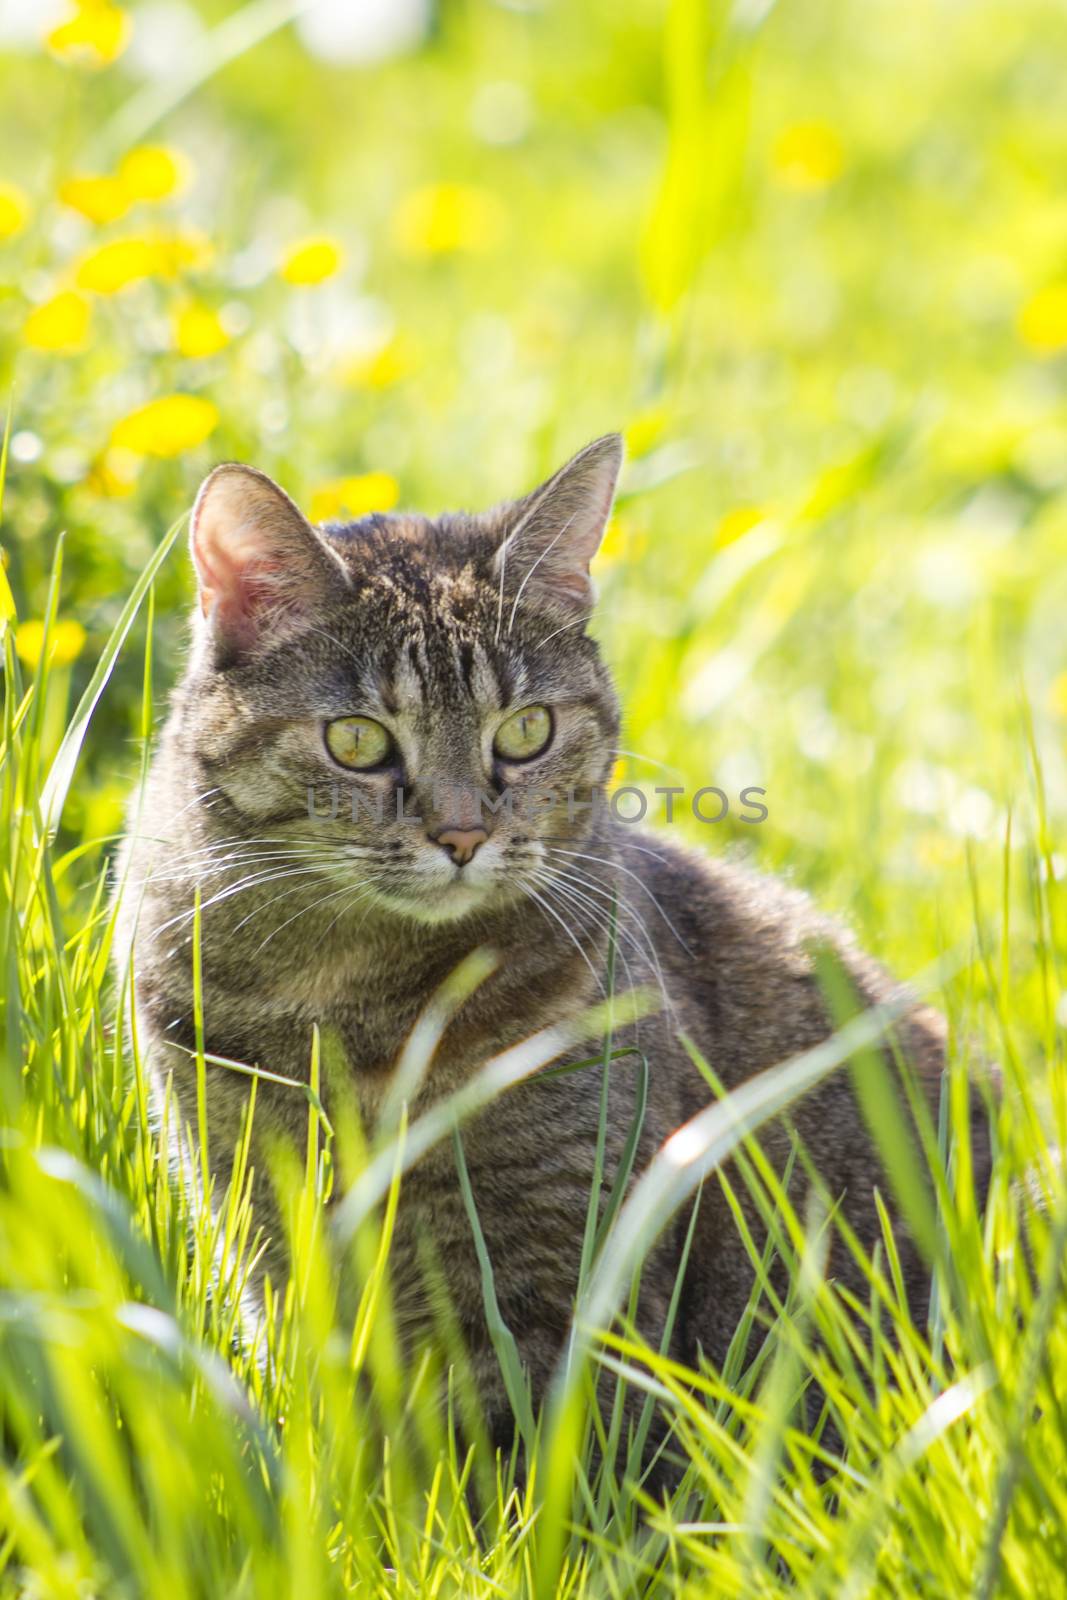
xmin=613 ymin=823 xmax=877 ymax=1013
xmin=617 ymin=825 xmax=843 ymax=945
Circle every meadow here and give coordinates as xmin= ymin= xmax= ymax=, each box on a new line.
xmin=1 ymin=0 xmax=1066 ymax=1594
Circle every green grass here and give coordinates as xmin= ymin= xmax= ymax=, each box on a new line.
xmin=0 ymin=514 xmax=1065 ymax=1598
xmin=2 ymin=0 xmax=1067 ymax=1592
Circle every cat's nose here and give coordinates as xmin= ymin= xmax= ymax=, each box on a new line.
xmin=434 ymin=826 xmax=488 ymax=867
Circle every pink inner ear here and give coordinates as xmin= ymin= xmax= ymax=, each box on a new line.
xmin=189 ymin=463 xmax=337 ymax=653
xmin=217 ymin=561 xmax=288 ymax=633
xmin=198 ymin=544 xmax=295 ymax=647
xmin=189 ymin=464 xmax=348 ymax=656
xmin=194 ymin=521 xmax=259 ymax=622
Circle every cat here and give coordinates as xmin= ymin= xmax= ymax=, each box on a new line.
xmin=114 ymin=434 xmax=991 ymax=1455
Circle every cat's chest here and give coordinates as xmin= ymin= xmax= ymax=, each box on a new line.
xmin=177 ymin=919 xmax=598 ymax=1112
xmin=233 ymin=951 xmax=504 ymax=1088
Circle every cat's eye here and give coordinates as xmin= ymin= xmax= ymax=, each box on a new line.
xmin=494 ymin=704 xmax=553 ymax=762
xmin=325 ymin=716 xmax=393 ymax=770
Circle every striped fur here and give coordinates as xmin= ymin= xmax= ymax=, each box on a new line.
xmin=114 ymin=436 xmax=990 ymax=1457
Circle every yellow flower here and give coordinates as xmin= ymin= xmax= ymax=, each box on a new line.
xmin=174 ymin=303 xmax=230 ymax=358
xmin=59 ymin=173 xmax=131 ymax=225
xmin=85 ymin=447 xmax=139 ymax=497
xmin=391 ymin=183 xmax=505 ymax=256
xmin=75 ymin=235 xmax=159 ymax=292
xmin=23 ymin=291 xmax=92 ymax=353
xmin=280 ymin=237 xmax=344 ymax=286
xmin=15 ymin=619 xmax=87 ymax=668
xmin=771 ymin=122 xmax=844 ymax=191
xmin=0 ymin=553 xmax=14 ymax=627
xmin=1018 ymin=284 xmax=1067 ymax=355
xmin=111 ymin=394 xmax=219 ymax=457
xmin=74 ymin=230 xmax=210 ymax=293
xmin=118 ymin=145 xmax=188 ymax=202
xmin=58 ymin=149 xmax=188 ymax=228
xmin=152 ymin=229 xmax=212 ymax=275
xmin=336 ymin=334 xmax=415 ymax=390
xmin=593 ymin=514 xmax=629 ymax=569
xmin=0 ymin=180 xmax=30 ymax=241
xmin=715 ymin=505 xmax=767 ymax=546
xmin=624 ymin=407 xmax=669 ymax=459
xmin=593 ymin=514 xmax=647 ymax=571
xmin=309 ymin=472 xmax=400 ymax=523
xmin=46 ymin=1 xmax=130 ymax=67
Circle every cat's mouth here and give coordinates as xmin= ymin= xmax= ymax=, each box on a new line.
xmin=344 ymin=833 xmax=543 ymax=926
xmin=367 ymin=848 xmax=512 ymax=925
xmin=427 ymin=876 xmax=492 ymax=920
xmin=372 ymin=874 xmax=496 ymax=925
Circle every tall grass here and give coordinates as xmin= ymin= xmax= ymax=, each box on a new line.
xmin=0 ymin=458 xmax=1064 ymax=1598
xmin=2 ymin=2 xmax=1067 ymax=1588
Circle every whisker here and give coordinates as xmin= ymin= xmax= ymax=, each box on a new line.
xmin=304 ymin=624 xmax=360 ymax=661
xmin=531 ymin=609 xmax=597 ymax=650
xmin=230 ymin=864 xmax=355 ymax=934
xmin=534 ymin=864 xmax=669 ymax=1007
xmin=494 ymin=473 xmax=561 ymax=646
xmin=144 ymin=846 xmax=332 ymax=874
xmin=317 ymin=881 xmax=381 ymax=943
xmin=127 ymin=833 xmax=316 ymax=863
xmin=516 ymin=877 xmax=606 ymax=998
xmin=126 ymin=848 xmax=338 ymax=893
xmin=529 ymin=866 xmax=662 ymax=1007
xmin=150 ymin=864 xmax=335 ymax=940
xmin=252 ymin=879 xmax=379 ymax=954
xmin=506 ymin=508 xmax=580 ymax=637
xmin=536 ymin=862 xmax=647 ymax=952
xmin=162 ymin=784 xmax=224 ymax=824
xmin=608 ymin=748 xmax=683 ymax=779
xmin=544 ymin=845 xmax=693 ymax=954
xmin=527 ymin=869 xmax=643 ymax=1003
xmin=549 ymin=832 xmax=673 ymax=870
xmin=126 ymin=830 xmax=381 ymax=889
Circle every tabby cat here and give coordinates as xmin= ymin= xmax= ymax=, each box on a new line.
xmin=115 ymin=435 xmax=988 ymax=1451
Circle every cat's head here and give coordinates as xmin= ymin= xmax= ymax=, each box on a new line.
xmin=180 ymin=436 xmax=623 ymax=925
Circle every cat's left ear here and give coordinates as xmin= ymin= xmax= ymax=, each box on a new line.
xmin=493 ymin=433 xmax=623 ymax=611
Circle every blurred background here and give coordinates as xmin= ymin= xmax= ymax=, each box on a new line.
xmin=1 ymin=0 xmax=1066 ymax=987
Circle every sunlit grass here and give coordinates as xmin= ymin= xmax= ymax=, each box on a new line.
xmin=0 ymin=511 xmax=1064 ymax=1595
xmin=1 ymin=0 xmax=1066 ymax=1593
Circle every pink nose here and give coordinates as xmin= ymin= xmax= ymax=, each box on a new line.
xmin=435 ymin=826 xmax=488 ymax=867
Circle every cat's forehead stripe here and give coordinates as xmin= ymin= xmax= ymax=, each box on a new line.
xmin=391 ymin=636 xmax=429 ymax=704
xmin=383 ymin=623 xmax=511 ymax=714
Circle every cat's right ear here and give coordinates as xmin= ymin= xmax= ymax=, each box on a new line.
xmin=190 ymin=463 xmax=348 ymax=662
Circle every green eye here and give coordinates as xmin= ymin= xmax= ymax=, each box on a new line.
xmin=325 ymin=716 xmax=393 ymax=770
xmin=494 ymin=705 xmax=552 ymax=762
